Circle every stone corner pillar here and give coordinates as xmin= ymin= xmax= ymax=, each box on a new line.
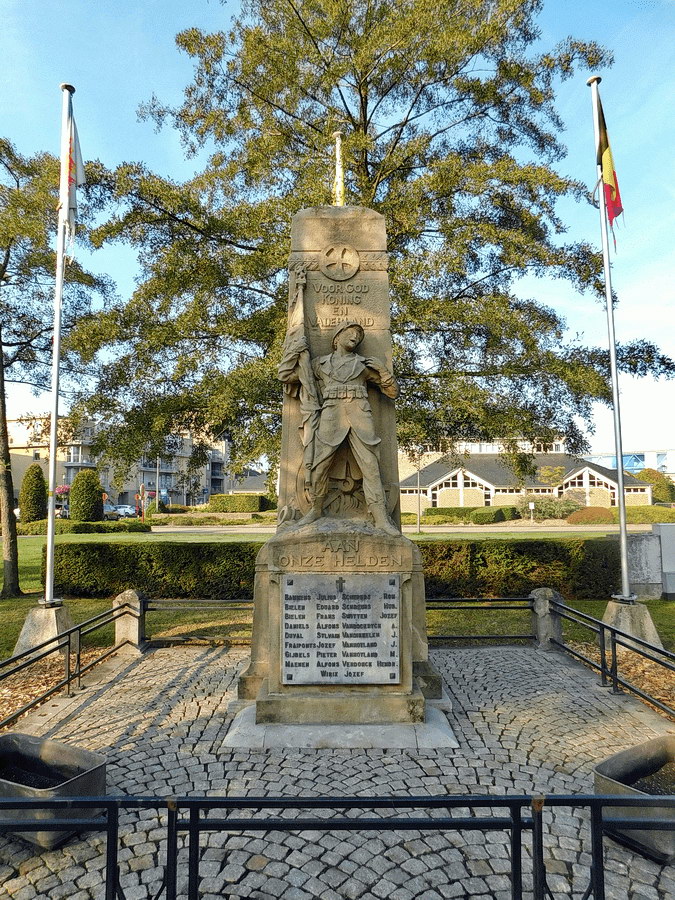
xmin=113 ymin=589 xmax=146 ymax=653
xmin=529 ymin=587 xmax=564 ymax=651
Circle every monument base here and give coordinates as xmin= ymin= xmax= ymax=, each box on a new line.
xmin=222 ymin=697 xmax=458 ymax=750
xmin=13 ymin=604 xmax=76 ymax=659
xmin=237 ymin=519 xmax=442 ymax=725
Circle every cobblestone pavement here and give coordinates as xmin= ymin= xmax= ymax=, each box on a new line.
xmin=1 ymin=646 xmax=673 ymax=899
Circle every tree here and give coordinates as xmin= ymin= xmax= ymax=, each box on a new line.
xmin=0 ymin=139 xmax=111 ymax=595
xmin=69 ymin=0 xmax=674 ymax=481
xmin=18 ymin=463 xmax=47 ymax=523
xmin=69 ymin=469 xmax=104 ymax=522
xmin=634 ymin=468 xmax=675 ymax=504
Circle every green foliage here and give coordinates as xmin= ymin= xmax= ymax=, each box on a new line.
xmin=69 ymin=1 xmax=674 ymax=480
xmin=50 ymin=541 xmax=259 ymax=599
xmin=69 ymin=470 xmax=104 ymax=522
xmin=145 ymin=500 xmax=168 ymax=516
xmin=18 ymin=464 xmax=47 ymax=523
xmin=611 ymin=506 xmax=675 ymax=524
xmin=499 ymin=506 xmax=521 ymax=521
xmin=518 ymin=494 xmax=582 ymax=521
xmin=634 ymin=468 xmax=675 ymax=503
xmin=207 ymin=494 xmax=270 ymax=512
xmin=470 ymin=507 xmax=505 ymax=524
xmin=567 ymin=506 xmax=614 ymax=525
xmin=424 ymin=507 xmax=479 ymax=519
xmin=419 ymin=538 xmax=620 ymax=600
xmin=48 ymin=536 xmax=619 ymax=602
xmin=17 ymin=519 xmax=151 ymax=535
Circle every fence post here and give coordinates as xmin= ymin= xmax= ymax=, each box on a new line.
xmin=529 ymin=588 xmax=564 ymax=651
xmin=113 ymin=589 xmax=146 ymax=653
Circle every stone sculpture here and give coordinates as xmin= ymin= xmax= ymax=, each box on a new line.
xmin=278 ymin=320 xmax=398 ymax=534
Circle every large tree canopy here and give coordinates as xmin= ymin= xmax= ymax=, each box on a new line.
xmin=70 ymin=0 xmax=673 ymax=481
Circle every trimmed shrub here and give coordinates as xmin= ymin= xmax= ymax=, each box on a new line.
xmin=50 ymin=541 xmax=259 ymax=599
xmin=611 ymin=506 xmax=675 ymax=524
xmin=19 ymin=519 xmax=151 ymax=535
xmin=499 ymin=506 xmax=521 ymax=521
xmin=470 ymin=507 xmax=505 ymax=524
xmin=18 ymin=464 xmax=47 ymax=523
xmin=49 ymin=537 xmax=620 ymax=601
xmin=145 ymin=500 xmax=168 ymax=516
xmin=418 ymin=537 xmax=620 ymax=600
xmin=424 ymin=506 xmax=479 ymax=521
xmin=518 ymin=495 xmax=582 ymax=521
xmin=70 ymin=470 xmax=104 ymax=522
xmin=567 ymin=506 xmax=614 ymax=525
xmin=207 ymin=493 xmax=275 ymax=512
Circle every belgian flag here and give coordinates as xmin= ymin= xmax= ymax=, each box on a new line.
xmin=596 ymin=97 xmax=623 ymax=226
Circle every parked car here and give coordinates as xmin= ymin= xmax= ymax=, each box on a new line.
xmin=103 ymin=503 xmax=120 ymax=521
xmin=115 ymin=505 xmax=137 ymax=518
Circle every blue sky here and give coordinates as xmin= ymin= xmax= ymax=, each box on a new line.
xmin=3 ymin=0 xmax=674 ymax=455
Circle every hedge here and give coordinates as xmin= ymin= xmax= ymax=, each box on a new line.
xmin=611 ymin=506 xmax=675 ymax=524
xmin=423 ymin=506 xmax=479 ymax=520
xmin=19 ymin=520 xmax=151 ymax=536
xmin=419 ymin=538 xmax=620 ymax=600
xmin=49 ymin=541 xmax=260 ymax=599
xmin=470 ymin=507 xmax=505 ymax=524
xmin=48 ymin=537 xmax=620 ymax=601
xmin=207 ymin=494 xmax=273 ymax=512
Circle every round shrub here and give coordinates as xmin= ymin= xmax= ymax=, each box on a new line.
xmin=69 ymin=470 xmax=104 ymax=522
xmin=18 ymin=463 xmax=47 ymax=522
xmin=567 ymin=506 xmax=613 ymax=525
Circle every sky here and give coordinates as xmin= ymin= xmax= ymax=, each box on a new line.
xmin=2 ymin=0 xmax=674 ymax=456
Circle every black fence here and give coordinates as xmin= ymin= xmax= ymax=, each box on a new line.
xmin=0 ymin=793 xmax=673 ymax=900
xmin=0 ymin=604 xmax=133 ymax=730
xmin=2 ymin=594 xmax=674 ymax=729
xmin=549 ymin=599 xmax=675 ymax=719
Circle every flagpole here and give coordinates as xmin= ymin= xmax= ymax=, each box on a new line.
xmin=43 ymin=83 xmax=75 ymax=606
xmin=587 ymin=75 xmax=634 ymax=603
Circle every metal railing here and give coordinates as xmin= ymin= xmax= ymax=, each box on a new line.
xmin=0 ymin=793 xmax=673 ymax=900
xmin=142 ymin=597 xmax=254 ymax=644
xmin=426 ymin=596 xmax=533 ymax=643
xmin=550 ymin=600 xmax=675 ymax=719
xmin=0 ymin=604 xmax=133 ymax=730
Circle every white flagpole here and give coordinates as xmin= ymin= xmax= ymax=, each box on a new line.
xmin=43 ymin=83 xmax=75 ymax=606
xmin=587 ymin=75 xmax=634 ymax=603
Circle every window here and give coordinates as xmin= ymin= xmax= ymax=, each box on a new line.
xmin=33 ymin=451 xmax=41 ymax=460
xmin=564 ymin=474 xmax=584 ymax=488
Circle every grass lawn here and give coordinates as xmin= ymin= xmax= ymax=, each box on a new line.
xmin=2 ymin=532 xmax=673 ymax=658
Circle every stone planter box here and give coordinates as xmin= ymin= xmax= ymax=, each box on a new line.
xmin=0 ymin=733 xmax=106 ymax=849
xmin=594 ymin=735 xmax=675 ymax=864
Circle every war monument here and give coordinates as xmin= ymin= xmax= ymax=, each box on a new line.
xmin=226 ymin=143 xmax=452 ymax=744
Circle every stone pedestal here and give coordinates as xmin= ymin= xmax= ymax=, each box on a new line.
xmin=238 ymin=520 xmax=437 ymax=724
xmin=13 ymin=604 xmax=76 ymax=659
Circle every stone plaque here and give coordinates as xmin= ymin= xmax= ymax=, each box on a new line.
xmin=281 ymin=574 xmax=400 ymax=685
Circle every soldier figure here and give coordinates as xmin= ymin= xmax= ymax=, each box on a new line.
xmin=278 ymin=321 xmax=399 ymax=535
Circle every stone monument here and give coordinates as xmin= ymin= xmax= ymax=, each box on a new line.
xmin=234 ymin=198 xmax=444 ymax=730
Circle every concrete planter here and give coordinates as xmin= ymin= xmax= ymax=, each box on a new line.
xmin=0 ymin=733 xmax=106 ymax=849
xmin=594 ymin=735 xmax=675 ymax=864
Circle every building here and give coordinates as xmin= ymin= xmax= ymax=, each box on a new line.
xmin=398 ymin=452 xmax=652 ymax=512
xmin=584 ymin=449 xmax=675 ymax=480
xmin=7 ymin=419 xmax=263 ymax=506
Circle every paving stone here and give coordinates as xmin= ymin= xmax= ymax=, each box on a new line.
xmin=0 ymin=645 xmax=671 ymax=900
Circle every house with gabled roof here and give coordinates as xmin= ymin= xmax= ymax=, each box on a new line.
xmin=398 ymin=452 xmax=652 ymax=512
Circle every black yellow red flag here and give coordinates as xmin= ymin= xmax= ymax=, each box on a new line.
xmin=596 ymin=97 xmax=623 ymax=226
